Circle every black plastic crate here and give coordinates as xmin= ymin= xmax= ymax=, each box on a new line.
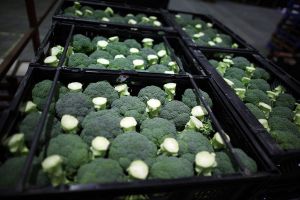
xmin=0 ymin=67 xmax=275 ymax=199
xmin=164 ymin=10 xmax=256 ymax=53
xmin=53 ymin=0 xmax=174 ymax=32
xmin=87 ymin=0 xmax=170 ymax=9
xmin=32 ymin=22 xmax=206 ymax=76
xmin=192 ymin=48 xmax=300 ymax=173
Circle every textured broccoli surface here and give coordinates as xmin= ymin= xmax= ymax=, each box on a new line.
xmin=209 ymin=59 xmax=219 ymax=68
xmin=124 ymin=39 xmax=142 ymax=49
xmin=232 ymin=57 xmax=251 ymax=70
xmin=252 ymin=67 xmax=270 ymax=80
xmin=109 ymin=58 xmax=134 ymax=70
xmin=226 ymin=78 xmax=245 ymax=89
xmin=181 ymin=88 xmax=213 ymax=108
xmin=213 ymin=151 xmax=235 ymax=175
xmin=245 ymin=103 xmax=266 ymax=119
xmin=87 ymin=63 xmax=106 ymax=69
xmin=150 ymin=157 xmax=194 ymax=179
xmin=106 ymin=42 xmax=129 ymax=56
xmin=224 ymin=67 xmax=245 ymax=80
xmin=244 ymin=89 xmax=271 ymax=106
xmin=234 ymin=148 xmax=257 ymax=173
xmin=274 ymin=93 xmax=296 ymax=109
xmin=147 ymin=64 xmax=169 ymax=73
xmin=247 ymin=79 xmax=270 ymax=91
xmin=77 ymin=158 xmax=125 ymax=184
xmin=270 ymin=130 xmax=300 ymax=149
xmin=109 ymin=132 xmax=157 ymax=169
xmin=72 ymin=34 xmax=94 ymax=54
xmin=269 ymin=116 xmax=300 ymax=136
xmin=89 ymin=50 xmax=113 ymax=60
xmin=68 ymin=53 xmax=92 ymax=68
xmin=138 ymin=85 xmax=166 ymax=105
xmin=140 ymin=117 xmax=177 ymax=145
xmin=269 ymin=106 xmax=294 ymax=121
xmin=160 ymin=100 xmax=191 ymax=130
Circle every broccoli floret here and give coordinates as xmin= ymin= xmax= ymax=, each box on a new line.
xmin=160 ymin=100 xmax=191 ymax=130
xmin=93 ymin=10 xmax=108 ymax=20
xmin=89 ymin=50 xmax=113 ymax=60
xmin=68 ymin=53 xmax=91 ymax=68
xmin=124 ymin=39 xmax=142 ymax=49
xmin=209 ymin=59 xmax=219 ymax=68
xmin=213 ymin=152 xmax=235 ymax=175
xmin=109 ymin=58 xmax=134 ymax=70
xmin=83 ymin=81 xmax=119 ymax=105
xmin=269 ymin=116 xmax=300 ymax=136
xmin=140 ymin=117 xmax=177 ymax=145
xmin=150 ymin=157 xmax=194 ymax=179
xmin=244 ymin=89 xmax=271 ymax=106
xmin=82 ymin=109 xmax=120 ymax=127
xmin=225 ymin=78 xmax=245 ymax=89
xmin=274 ymin=93 xmax=296 ymax=109
xmin=87 ymin=63 xmax=106 ymax=69
xmin=106 ymin=42 xmax=129 ymax=56
xmin=76 ymin=158 xmax=125 ymax=184
xmin=47 ymin=134 xmax=90 ymax=176
xmin=252 ymin=67 xmax=270 ymax=80
xmin=109 ymin=132 xmax=157 ymax=169
xmin=139 ymin=48 xmax=157 ymax=59
xmin=55 ymin=92 xmax=93 ymax=121
xmin=72 ymin=34 xmax=94 ymax=54
xmin=111 ymin=96 xmax=148 ymax=123
xmin=147 ymin=64 xmax=170 ymax=73
xmin=181 ymin=88 xmax=213 ymax=108
xmin=232 ymin=57 xmax=251 ymax=70
xmin=224 ymin=67 xmax=245 ymax=80
xmin=245 ymin=103 xmax=266 ymax=119
xmin=269 ymin=106 xmax=294 ymax=121
xmin=248 ymin=79 xmax=270 ymax=91
xmin=234 ymin=148 xmax=257 ymax=173
xmin=270 ymin=130 xmax=300 ymax=149
xmin=138 ymin=85 xmax=166 ymax=105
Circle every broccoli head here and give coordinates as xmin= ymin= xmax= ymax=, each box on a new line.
xmin=87 ymin=63 xmax=106 ymax=69
xmin=106 ymin=42 xmax=129 ymax=56
xmin=212 ymin=151 xmax=235 ymax=175
xmin=138 ymin=85 xmax=166 ymax=105
xmin=234 ymin=148 xmax=257 ymax=173
xmin=232 ymin=57 xmax=251 ymax=70
xmin=109 ymin=58 xmax=134 ymax=70
xmin=245 ymin=103 xmax=266 ymax=119
xmin=270 ymin=130 xmax=300 ymax=150
xmin=244 ymin=89 xmax=271 ymax=106
xmin=247 ymin=79 xmax=270 ymax=91
xmin=72 ymin=34 xmax=94 ymax=54
xmin=181 ymin=88 xmax=213 ymax=109
xmin=147 ymin=64 xmax=170 ymax=73
xmin=68 ymin=53 xmax=92 ymax=68
xmin=109 ymin=132 xmax=157 ymax=169
xmin=209 ymin=59 xmax=219 ymax=68
xmin=124 ymin=39 xmax=142 ymax=49
xmin=224 ymin=67 xmax=245 ymax=80
xmin=269 ymin=106 xmax=294 ymax=121
xmin=269 ymin=116 xmax=300 ymax=136
xmin=252 ymin=67 xmax=270 ymax=80
xmin=89 ymin=50 xmax=113 ymax=60
xmin=274 ymin=93 xmax=296 ymax=109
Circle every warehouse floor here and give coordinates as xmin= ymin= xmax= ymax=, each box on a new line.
xmin=0 ymin=0 xmax=282 ymax=75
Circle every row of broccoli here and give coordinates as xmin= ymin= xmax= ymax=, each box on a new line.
xmin=63 ymin=1 xmax=163 ymax=27
xmin=174 ymin=14 xmax=238 ymax=49
xmin=0 ymin=79 xmax=257 ymax=188
xmin=44 ymin=34 xmax=180 ymax=74
xmin=208 ymin=55 xmax=300 ymax=149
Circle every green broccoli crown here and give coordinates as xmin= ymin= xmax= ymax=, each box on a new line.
xmin=55 ymin=92 xmax=93 ymax=121
xmin=140 ymin=48 xmax=157 ymax=58
xmin=77 ymin=158 xmax=125 ymax=184
xmin=178 ymin=130 xmax=213 ymax=155
xmin=140 ymin=117 xmax=177 ymax=145
xmin=244 ymin=89 xmax=271 ymax=106
xmin=127 ymin=54 xmax=145 ymax=62
xmin=89 ymin=50 xmax=113 ymax=60
xmin=82 ymin=109 xmax=120 ymax=127
xmin=0 ymin=156 xmax=26 ymax=187
xmin=47 ymin=134 xmax=90 ymax=175
xmin=92 ymin=36 xmax=107 ymax=45
xmin=160 ymin=100 xmax=191 ymax=130
xmin=83 ymin=81 xmax=119 ymax=104
xmin=147 ymin=64 xmax=169 ymax=73
xmin=150 ymin=157 xmax=194 ymax=179
xmin=269 ymin=116 xmax=300 ymax=136
xmin=72 ymin=34 xmax=94 ymax=54
xmin=181 ymin=88 xmax=213 ymax=109
xmin=87 ymin=63 xmax=106 ymax=69
xmin=106 ymin=42 xmax=129 ymax=56
xmin=109 ymin=132 xmax=157 ymax=169
xmin=109 ymin=58 xmax=134 ymax=70
xmin=274 ymin=93 xmax=296 ymax=109
xmin=153 ymin=42 xmax=166 ymax=52
xmin=232 ymin=57 xmax=250 ymax=70
xmin=269 ymin=106 xmax=294 ymax=121
xmin=224 ymin=67 xmax=245 ymax=80
xmin=248 ymin=79 xmax=270 ymax=91
xmin=209 ymin=59 xmax=219 ymax=68
xmin=124 ymin=39 xmax=142 ymax=49
xmin=160 ymin=55 xmax=172 ymax=66
xmin=213 ymin=151 xmax=235 ymax=175
xmin=252 ymin=67 xmax=270 ymax=80
xmin=270 ymin=130 xmax=300 ymax=150
xmin=245 ymin=103 xmax=266 ymax=119
xmin=227 ymin=78 xmax=245 ymax=89
xmin=68 ymin=53 xmax=91 ymax=68
xmin=138 ymin=85 xmax=166 ymax=105
xmin=234 ymin=148 xmax=257 ymax=173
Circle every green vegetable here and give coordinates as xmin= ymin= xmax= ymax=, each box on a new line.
xmin=72 ymin=34 xmax=94 ymax=54
xmin=6 ymin=133 xmax=29 ymax=155
xmin=68 ymin=53 xmax=91 ymax=68
xmin=247 ymin=79 xmax=270 ymax=91
xmin=61 ymin=114 xmax=79 ymax=134
xmin=42 ymin=155 xmax=67 ymax=186
xmin=213 ymin=152 xmax=235 ymax=175
xmin=90 ymin=136 xmax=110 ymax=158
xmin=146 ymin=99 xmax=161 ymax=118
xmin=234 ymin=148 xmax=257 ymax=173
xmin=138 ymin=85 xmax=166 ymax=105
xmin=120 ymin=117 xmax=137 ymax=132
xmin=195 ymin=151 xmax=217 ymax=176
xmin=269 ymin=116 xmax=300 ymax=136
xmin=127 ymin=160 xmax=149 ymax=180
xmin=270 ymin=130 xmax=300 ymax=149
xmin=158 ymin=138 xmax=179 ymax=156
xmin=244 ymin=89 xmax=271 ymax=106
xmin=274 ymin=93 xmax=296 ymax=109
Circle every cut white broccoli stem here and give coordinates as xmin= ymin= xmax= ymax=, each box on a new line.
xmin=97 ymin=40 xmax=108 ymax=49
xmin=214 ymin=37 xmax=223 ymax=44
xmin=84 ymin=9 xmax=93 ymax=15
xmin=185 ymin=116 xmax=203 ymax=131
xmin=158 ymin=138 xmax=179 ymax=156
xmin=223 ymin=58 xmax=234 ymax=65
xmin=234 ymin=88 xmax=246 ymax=99
xmin=114 ymin=54 xmax=125 ymax=59
xmin=108 ymin=36 xmax=119 ymax=42
xmin=191 ymin=106 xmax=208 ymax=120
xmin=168 ymin=61 xmax=179 ymax=73
xmin=104 ymin=7 xmax=114 ymax=16
xmin=232 ymin=43 xmax=239 ymax=48
xmin=133 ymin=59 xmax=145 ymax=70
xmin=273 ymin=85 xmax=285 ymax=95
xmin=61 ymin=114 xmax=79 ymax=134
xmin=294 ymin=113 xmax=300 ymax=127
xmin=267 ymin=91 xmax=277 ymax=102
xmin=153 ymin=20 xmax=162 ymax=27
xmin=97 ymin=58 xmax=110 ymax=66
xmin=90 ymin=136 xmax=110 ymax=158
xmin=164 ymin=71 xmax=175 ymax=74
xmin=208 ymin=41 xmax=216 ymax=46
xmin=149 ymin=16 xmax=157 ymax=20
xmin=114 ymin=84 xmax=130 ymax=96
xmin=74 ymin=1 xmax=81 ymax=9
xmin=146 ymin=99 xmax=161 ymax=118
xmin=42 ymin=155 xmax=66 ymax=187
xmin=258 ymin=119 xmax=270 ymax=131
xmin=21 ymin=101 xmax=37 ymax=113
xmin=92 ymin=97 xmax=107 ymax=111
xmin=7 ymin=133 xmax=29 ymax=155
xmin=67 ymin=82 xmax=82 ymax=92
xmin=128 ymin=19 xmax=137 ymax=25
xmin=44 ymin=55 xmax=59 ymax=67
xmin=120 ymin=117 xmax=137 ymax=132
xmin=195 ymin=24 xmax=202 ymax=29
xmin=127 ymin=160 xmax=149 ymax=180
xmin=50 ymin=45 xmax=64 ymax=57
xmin=101 ymin=17 xmax=110 ymax=22
xmin=147 ymin=54 xmax=158 ymax=65
xmin=157 ymin=50 xmax=167 ymax=58
xmin=175 ymin=14 xmax=181 ymax=19
xmin=126 ymin=13 xmax=134 ymax=17
xmin=258 ymin=102 xmax=272 ymax=118
xmin=206 ymin=22 xmax=213 ymax=28
xmin=211 ymin=132 xmax=230 ymax=150
xmin=141 ymin=16 xmax=150 ymax=23
xmin=241 ymin=77 xmax=251 ymax=85
xmin=75 ymin=10 xmax=83 ymax=16
xmin=193 ymin=33 xmax=201 ymax=39
xmin=142 ymin=38 xmax=154 ymax=48
xmin=245 ymin=65 xmax=256 ymax=77
xmin=182 ymin=27 xmax=186 ymax=31
xmin=164 ymin=83 xmax=176 ymax=101
xmin=130 ymin=48 xmax=139 ymax=54
xmin=224 ymin=78 xmax=234 ymax=87
xmin=195 ymin=151 xmax=217 ymax=176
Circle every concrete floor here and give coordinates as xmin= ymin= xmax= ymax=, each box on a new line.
xmin=0 ymin=0 xmax=283 ymax=74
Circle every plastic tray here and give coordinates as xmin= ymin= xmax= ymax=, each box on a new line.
xmin=53 ymin=0 xmax=174 ymax=33
xmin=192 ymin=48 xmax=300 ymax=173
xmin=86 ymin=0 xmax=170 ymax=9
xmin=32 ymin=22 xmax=207 ymax=77
xmin=0 ymin=67 xmax=275 ymax=199
xmin=164 ymin=10 xmax=256 ymax=53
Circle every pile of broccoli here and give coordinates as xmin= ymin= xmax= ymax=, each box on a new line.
xmin=43 ymin=34 xmax=181 ymax=74
xmin=0 ymin=79 xmax=257 ymax=188
xmin=208 ymin=55 xmax=300 ymax=149
xmin=63 ymin=1 xmax=163 ymax=27
xmin=174 ymin=14 xmax=238 ymax=48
